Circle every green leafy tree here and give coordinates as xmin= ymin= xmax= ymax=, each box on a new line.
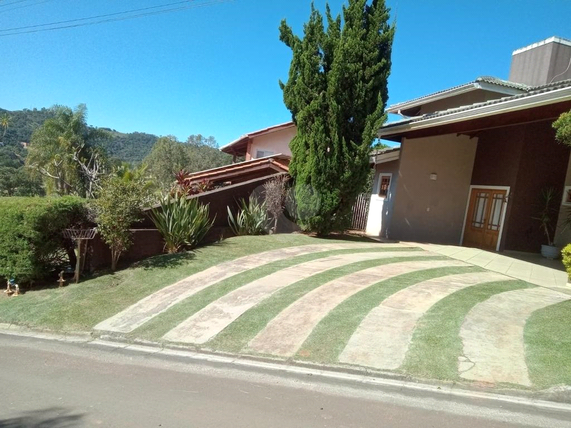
xmin=280 ymin=0 xmax=394 ymax=234
xmin=0 ymin=144 xmax=43 ymax=196
xmin=92 ymin=173 xmax=151 ymax=271
xmin=26 ymin=104 xmax=110 ymax=197
xmin=554 ymin=110 xmax=571 ymax=147
xmin=144 ymin=135 xmax=231 ymax=191
xmin=144 ymin=136 xmax=191 ymax=190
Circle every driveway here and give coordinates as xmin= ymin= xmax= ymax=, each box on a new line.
xmin=95 ymin=242 xmax=571 ymax=389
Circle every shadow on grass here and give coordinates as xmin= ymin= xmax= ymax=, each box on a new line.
xmin=315 ymin=233 xmax=382 ymax=243
xmin=133 ymin=240 xmax=228 ymax=271
xmin=135 ymin=251 xmax=196 ymax=270
xmin=0 ymin=407 xmax=84 ymax=428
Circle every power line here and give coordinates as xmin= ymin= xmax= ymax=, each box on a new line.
xmin=0 ymin=0 xmax=55 ymax=14
xmin=0 ymin=0 xmax=35 ymax=8
xmin=0 ymin=0 xmax=232 ymax=36
xmin=0 ymin=0 xmax=194 ymax=31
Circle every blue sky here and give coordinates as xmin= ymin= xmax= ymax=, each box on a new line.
xmin=1 ymin=0 xmax=570 ymax=146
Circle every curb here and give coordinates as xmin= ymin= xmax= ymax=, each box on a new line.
xmin=2 ymin=324 xmax=571 ymax=414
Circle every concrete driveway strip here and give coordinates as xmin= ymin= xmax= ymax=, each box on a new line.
xmin=162 ymin=250 xmax=431 ymax=345
xmin=94 ymin=243 xmax=391 ymax=334
xmin=459 ymin=287 xmax=571 ymax=386
xmin=338 ymin=271 xmax=513 ymax=370
xmin=248 ymin=260 xmax=468 ymax=357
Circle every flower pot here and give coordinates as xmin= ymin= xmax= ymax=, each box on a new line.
xmin=541 ymin=244 xmax=560 ymax=260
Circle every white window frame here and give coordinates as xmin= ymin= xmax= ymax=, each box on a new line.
xmin=459 ymin=185 xmax=510 ymax=252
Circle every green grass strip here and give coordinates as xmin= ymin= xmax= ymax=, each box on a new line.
xmin=525 ymin=299 xmax=571 ymax=389
xmin=401 ymin=280 xmax=533 ymax=381
xmin=0 ymin=234 xmax=365 ymax=331
xmin=132 ymin=246 xmax=423 ymax=340
xmin=296 ymin=266 xmax=486 ymax=364
xmin=207 ymin=255 xmax=449 ymax=353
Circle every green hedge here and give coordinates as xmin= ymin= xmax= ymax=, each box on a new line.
xmin=562 ymin=244 xmax=571 ymax=281
xmin=0 ymin=197 xmax=88 ymax=283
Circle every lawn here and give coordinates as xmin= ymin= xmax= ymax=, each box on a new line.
xmin=0 ymin=234 xmax=372 ymax=332
xmin=1 ymin=233 xmax=569 ymax=394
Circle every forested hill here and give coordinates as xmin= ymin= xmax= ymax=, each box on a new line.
xmin=0 ymin=107 xmax=53 ymax=146
xmin=0 ymin=107 xmax=158 ymax=163
xmin=99 ymin=129 xmax=158 ymax=164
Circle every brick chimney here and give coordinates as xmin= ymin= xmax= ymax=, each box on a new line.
xmin=509 ymin=37 xmax=571 ymax=86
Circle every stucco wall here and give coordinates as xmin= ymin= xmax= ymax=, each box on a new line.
xmin=389 ymin=134 xmax=477 ymax=244
xmin=366 ymin=160 xmax=400 ymax=237
xmin=249 ymin=126 xmax=296 ymax=158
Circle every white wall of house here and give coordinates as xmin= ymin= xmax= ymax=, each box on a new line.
xmin=366 ymin=160 xmax=400 ymax=237
xmin=250 ymin=126 xmax=296 ymax=159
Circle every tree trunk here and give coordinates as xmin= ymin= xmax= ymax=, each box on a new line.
xmin=111 ymin=250 xmax=120 ymax=271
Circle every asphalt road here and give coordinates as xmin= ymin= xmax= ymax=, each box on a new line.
xmin=0 ymin=333 xmax=570 ymax=428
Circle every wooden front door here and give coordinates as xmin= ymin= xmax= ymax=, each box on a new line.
xmin=462 ymin=188 xmax=508 ymax=251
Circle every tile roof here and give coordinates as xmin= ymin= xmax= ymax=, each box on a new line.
xmin=383 ymin=78 xmax=571 ymax=129
xmin=220 ymin=122 xmax=295 ymax=153
xmin=184 ymin=154 xmax=290 ymax=184
xmin=387 ymin=76 xmax=529 ymax=113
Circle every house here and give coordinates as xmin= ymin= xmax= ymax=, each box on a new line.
xmin=371 ymin=36 xmax=571 ymax=253
xmin=220 ymin=122 xmax=296 ymax=162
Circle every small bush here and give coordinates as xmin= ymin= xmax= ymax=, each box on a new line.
xmin=562 ymin=244 xmax=571 ymax=281
xmin=227 ymin=196 xmax=271 ymax=236
xmin=0 ymin=197 xmax=88 ymax=283
xmin=150 ymin=193 xmax=214 ymax=254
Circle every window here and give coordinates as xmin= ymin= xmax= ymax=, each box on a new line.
xmin=378 ymin=174 xmax=392 ymax=198
xmin=255 ymin=150 xmax=275 ymax=159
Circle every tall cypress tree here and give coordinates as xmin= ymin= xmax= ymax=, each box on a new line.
xmin=280 ymin=0 xmax=394 ymax=234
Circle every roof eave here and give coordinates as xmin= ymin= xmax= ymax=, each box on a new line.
xmin=387 ymin=80 xmax=527 ymax=115
xmin=380 ymin=85 xmax=571 ymax=139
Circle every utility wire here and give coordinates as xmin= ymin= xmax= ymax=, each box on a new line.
xmin=0 ymin=0 xmax=194 ymax=31
xmin=0 ymin=0 xmax=57 ymax=15
xmin=0 ymin=0 xmax=35 ymax=8
xmin=0 ymin=0 xmax=232 ymax=36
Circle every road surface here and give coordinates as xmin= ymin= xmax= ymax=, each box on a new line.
xmin=0 ymin=333 xmax=569 ymax=427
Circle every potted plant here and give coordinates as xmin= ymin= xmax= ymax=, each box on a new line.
xmin=534 ymin=187 xmax=561 ymax=259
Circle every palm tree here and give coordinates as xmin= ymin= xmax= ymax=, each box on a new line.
xmin=0 ymin=113 xmax=10 ymax=140
xmin=26 ymin=104 xmax=110 ymax=197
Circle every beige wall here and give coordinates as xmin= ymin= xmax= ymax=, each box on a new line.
xmin=389 ymin=134 xmax=477 ymax=244
xmin=249 ymin=126 xmax=296 ymax=158
xmin=555 ymin=152 xmax=571 ymax=247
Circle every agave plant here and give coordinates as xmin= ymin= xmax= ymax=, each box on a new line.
xmin=227 ymin=195 xmax=271 ymax=236
xmin=150 ymin=193 xmax=214 ymax=253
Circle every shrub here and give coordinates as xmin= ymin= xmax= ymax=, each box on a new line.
xmin=150 ymin=193 xmax=214 ymax=254
xmin=264 ymin=175 xmax=289 ymax=234
xmin=92 ymin=174 xmax=150 ymax=271
xmin=562 ymin=244 xmax=571 ymax=281
xmin=227 ymin=196 xmax=271 ymax=236
xmin=0 ymin=197 xmax=88 ymax=283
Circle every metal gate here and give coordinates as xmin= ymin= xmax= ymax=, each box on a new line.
xmin=350 ymin=193 xmax=370 ymax=231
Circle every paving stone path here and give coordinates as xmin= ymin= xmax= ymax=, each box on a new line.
xmin=162 ymin=250 xmax=427 ymax=344
xmin=94 ymin=241 xmax=571 ymax=387
xmin=94 ymin=243 xmax=390 ymax=334
xmin=459 ymin=287 xmax=571 ymax=386
xmin=248 ymin=260 xmax=467 ymax=357
xmin=338 ymin=271 xmax=513 ymax=370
